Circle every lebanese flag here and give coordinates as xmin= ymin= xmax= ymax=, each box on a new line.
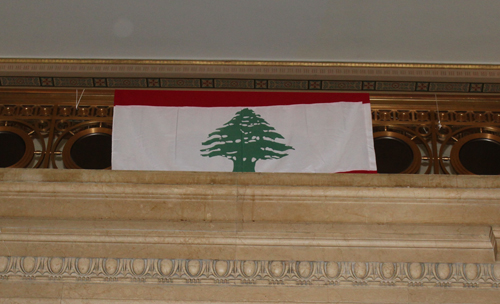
xmin=112 ymin=90 xmax=377 ymax=173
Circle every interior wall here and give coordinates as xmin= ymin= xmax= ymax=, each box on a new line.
xmin=1 ymin=0 xmax=500 ymax=64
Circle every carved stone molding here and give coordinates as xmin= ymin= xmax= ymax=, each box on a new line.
xmin=2 ymin=169 xmax=500 ymax=226
xmin=1 ymin=256 xmax=500 ymax=289
xmin=0 ymin=219 xmax=495 ymax=263
xmin=2 ymin=169 xmax=500 ymax=303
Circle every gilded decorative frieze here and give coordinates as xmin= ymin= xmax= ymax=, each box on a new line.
xmin=3 ymin=76 xmax=500 ymax=93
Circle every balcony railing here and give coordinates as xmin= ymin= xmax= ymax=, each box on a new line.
xmin=1 ymin=90 xmax=500 ymax=174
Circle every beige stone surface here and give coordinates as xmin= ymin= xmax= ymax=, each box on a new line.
xmin=0 ymin=219 xmax=495 ymax=262
xmin=2 ymin=168 xmax=500 ymax=188
xmin=1 ymin=168 xmax=500 ymax=303
xmin=1 ymin=169 xmax=500 ymax=225
xmin=492 ymin=226 xmax=500 ymax=261
xmin=0 ymin=300 xmax=62 ymax=304
xmin=1 ymin=281 xmax=500 ymax=303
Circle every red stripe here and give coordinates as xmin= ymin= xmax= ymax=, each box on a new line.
xmin=114 ymin=90 xmax=370 ymax=107
xmin=338 ymin=170 xmax=378 ymax=174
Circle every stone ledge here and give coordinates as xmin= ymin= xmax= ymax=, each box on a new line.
xmin=1 ymin=169 xmax=500 ymax=225
xmin=0 ymin=169 xmax=500 ymax=226
xmin=0 ymin=280 xmax=500 ymax=304
xmin=3 ymin=168 xmax=500 ymax=188
xmin=0 ymin=220 xmax=495 ymax=262
xmin=1 ymin=169 xmax=500 ymax=303
xmin=0 ymin=168 xmax=499 ymax=262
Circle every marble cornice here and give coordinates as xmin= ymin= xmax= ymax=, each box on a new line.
xmin=0 ymin=219 xmax=494 ymax=263
xmin=1 ymin=169 xmax=500 ymax=303
xmin=0 ymin=169 xmax=499 ymax=263
xmin=1 ymin=169 xmax=500 ymax=226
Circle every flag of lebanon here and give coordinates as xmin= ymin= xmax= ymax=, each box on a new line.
xmin=113 ymin=90 xmax=377 ymax=173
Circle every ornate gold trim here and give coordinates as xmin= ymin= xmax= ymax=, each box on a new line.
xmin=2 ymin=58 xmax=500 ymax=70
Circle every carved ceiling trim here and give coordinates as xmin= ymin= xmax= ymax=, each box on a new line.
xmin=2 ymin=59 xmax=500 ymax=83
xmin=3 ymin=59 xmax=500 ymax=69
xmin=1 ymin=76 xmax=500 ymax=94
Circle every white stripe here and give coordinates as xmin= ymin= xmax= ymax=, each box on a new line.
xmin=112 ymin=103 xmax=377 ymax=173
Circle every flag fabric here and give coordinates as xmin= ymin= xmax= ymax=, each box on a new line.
xmin=112 ymin=90 xmax=377 ymax=173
